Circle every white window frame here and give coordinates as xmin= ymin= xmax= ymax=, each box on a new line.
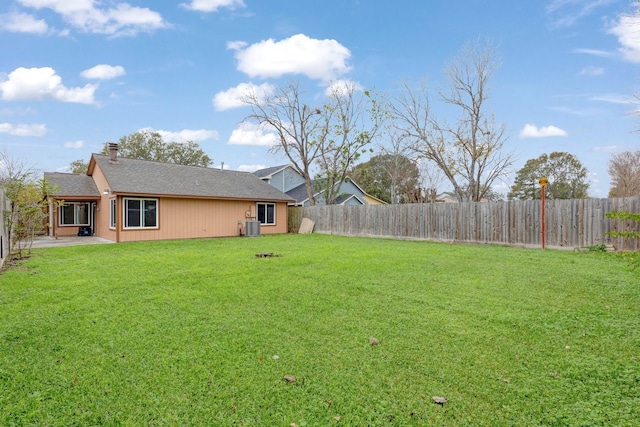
xmin=123 ymin=197 xmax=158 ymax=230
xmin=109 ymin=198 xmax=116 ymax=229
xmin=256 ymin=202 xmax=276 ymax=225
xmin=59 ymin=202 xmax=90 ymax=226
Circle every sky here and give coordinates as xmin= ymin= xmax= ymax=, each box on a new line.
xmin=1 ymin=0 xmax=639 ymax=198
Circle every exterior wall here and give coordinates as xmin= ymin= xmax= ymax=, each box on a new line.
xmin=91 ymin=165 xmax=117 ymax=241
xmin=50 ymin=198 xmax=99 ymax=237
xmin=337 ymin=180 xmax=366 ymax=200
xmin=117 ymin=198 xmax=289 ymax=243
xmin=309 ymin=179 xmax=368 ymax=206
xmin=343 ymin=196 xmax=364 ymax=206
xmin=364 ymin=194 xmax=386 ymax=205
xmin=282 ymin=167 xmax=305 ymax=193
xmin=55 ymin=226 xmax=80 ymax=237
xmin=269 ymin=166 xmax=305 ymax=193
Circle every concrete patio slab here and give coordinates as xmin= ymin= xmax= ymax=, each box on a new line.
xmin=30 ymin=236 xmax=115 ymax=249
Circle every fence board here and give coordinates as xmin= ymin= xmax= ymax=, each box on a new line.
xmin=289 ymin=197 xmax=640 ymax=251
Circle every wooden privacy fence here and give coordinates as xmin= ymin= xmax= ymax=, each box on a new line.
xmin=0 ymin=187 xmax=9 ymax=269
xmin=289 ymin=197 xmax=640 ymax=251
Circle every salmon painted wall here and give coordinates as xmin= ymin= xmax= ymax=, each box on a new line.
xmin=117 ymin=197 xmax=289 ymax=242
xmin=51 ymin=197 xmax=95 ymax=237
xmin=55 ymin=226 xmax=79 ymax=237
xmin=91 ymin=164 xmax=117 ymax=241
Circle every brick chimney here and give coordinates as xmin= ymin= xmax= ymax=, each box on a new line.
xmin=108 ymin=143 xmax=118 ymax=164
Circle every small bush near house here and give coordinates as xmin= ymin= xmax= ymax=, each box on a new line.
xmin=0 ymin=235 xmax=638 ymax=426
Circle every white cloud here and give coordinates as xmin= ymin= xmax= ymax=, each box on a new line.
xmin=213 ymin=82 xmax=274 ymax=111
xmin=519 ymin=124 xmax=568 ymax=138
xmin=140 ymin=127 xmax=219 ymax=143
xmin=0 ymin=67 xmax=97 ymax=104
xmin=0 ymin=107 xmax=37 ymax=116
xmin=578 ymin=65 xmax=604 ymax=76
xmin=546 ymin=0 xmax=616 ymax=28
xmin=180 ymin=0 xmax=245 ymax=12
xmin=0 ymin=122 xmax=47 ymax=136
xmin=237 ymin=164 xmax=266 ymax=172
xmin=608 ymin=7 xmax=640 ymax=63
xmin=592 ymin=145 xmax=617 ymax=153
xmin=64 ymin=140 xmax=84 ymax=148
xmin=16 ymin=0 xmax=168 ymax=36
xmin=589 ymin=93 xmax=633 ymax=104
xmin=0 ymin=12 xmax=48 ymax=33
xmin=232 ymin=33 xmax=352 ymax=82
xmin=228 ymin=122 xmax=278 ymax=146
xmin=227 ymin=40 xmax=247 ymax=50
xmin=81 ymin=64 xmax=125 ymax=80
xmin=573 ymin=48 xmax=616 ymax=58
xmin=325 ymin=79 xmax=362 ymax=98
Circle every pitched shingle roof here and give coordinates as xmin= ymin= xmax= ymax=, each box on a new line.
xmin=252 ymin=164 xmax=288 ymax=179
xmin=44 ymin=172 xmax=100 ymax=198
xmin=91 ymin=154 xmax=294 ymax=202
xmin=286 ymin=182 xmax=311 ymax=204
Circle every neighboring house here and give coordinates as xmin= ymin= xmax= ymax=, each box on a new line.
xmin=253 ymin=164 xmax=386 ymax=206
xmin=434 ymin=192 xmax=491 ymax=203
xmin=436 ymin=192 xmax=460 ymax=203
xmin=45 ymin=144 xmax=294 ymax=243
xmin=362 ymin=193 xmax=388 ymax=205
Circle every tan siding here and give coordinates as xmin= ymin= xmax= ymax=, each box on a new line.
xmin=56 ymin=226 xmax=80 ymax=237
xmin=260 ymin=202 xmax=289 ymax=235
xmin=118 ymin=198 xmax=289 ymax=242
xmin=91 ymin=164 xmax=117 ymax=242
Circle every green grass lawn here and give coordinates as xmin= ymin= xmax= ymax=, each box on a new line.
xmin=1 ymin=234 xmax=638 ymax=426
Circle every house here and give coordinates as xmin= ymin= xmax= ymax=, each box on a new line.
xmin=45 ymin=144 xmax=294 ymax=243
xmin=436 ymin=192 xmax=460 ymax=203
xmin=253 ymin=164 xmax=386 ymax=206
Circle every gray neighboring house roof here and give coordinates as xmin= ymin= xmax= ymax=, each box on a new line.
xmin=286 ymin=182 xmax=311 ymax=204
xmin=285 ymin=178 xmax=366 ymax=205
xmin=335 ymin=193 xmax=364 ymax=205
xmin=90 ymin=154 xmax=294 ymax=202
xmin=44 ymin=172 xmax=100 ymax=198
xmin=252 ymin=164 xmax=288 ymax=179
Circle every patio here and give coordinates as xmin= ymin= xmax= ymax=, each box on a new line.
xmin=30 ymin=235 xmax=115 ymax=249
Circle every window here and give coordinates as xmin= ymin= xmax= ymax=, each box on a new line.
xmin=109 ymin=198 xmax=116 ymax=229
xmin=59 ymin=202 xmax=90 ymax=226
xmin=256 ymin=202 xmax=275 ymax=225
xmin=124 ymin=198 xmax=157 ymax=229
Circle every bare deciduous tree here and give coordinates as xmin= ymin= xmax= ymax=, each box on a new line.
xmin=609 ymin=150 xmax=640 ymax=197
xmin=417 ymin=158 xmax=445 ymax=203
xmin=317 ymin=82 xmax=385 ymax=205
xmin=375 ymin=128 xmax=418 ymax=203
xmin=392 ymin=39 xmax=516 ymax=202
xmin=1 ymin=149 xmax=58 ymax=259
xmin=242 ymin=82 xmax=326 ymax=205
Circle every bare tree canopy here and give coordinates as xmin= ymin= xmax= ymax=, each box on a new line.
xmin=349 ymin=154 xmax=420 ymax=204
xmin=392 ymin=39 xmax=516 ymax=202
xmin=317 ymin=82 xmax=385 ymax=205
xmin=242 ymin=82 xmax=325 ymax=205
xmin=242 ymin=81 xmax=385 ymax=205
xmin=1 ymin=149 xmax=58 ymax=259
xmin=608 ymin=150 xmax=640 ymax=197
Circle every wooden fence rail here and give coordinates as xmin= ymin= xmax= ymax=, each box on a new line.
xmin=289 ymin=197 xmax=640 ymax=251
